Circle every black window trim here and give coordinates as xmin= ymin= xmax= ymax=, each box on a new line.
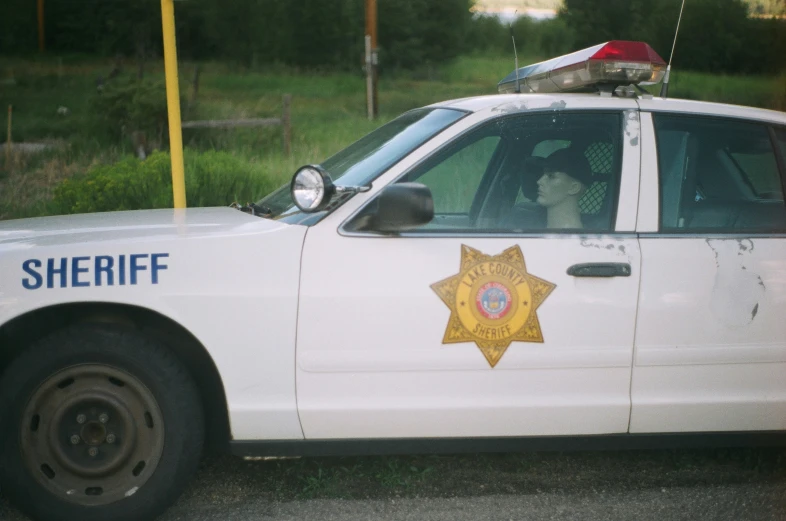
xmin=769 ymin=125 xmax=786 ymax=202
xmin=339 ymin=109 xmax=630 ymax=238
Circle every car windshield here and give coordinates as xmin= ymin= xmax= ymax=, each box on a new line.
xmin=257 ymin=107 xmax=467 ymax=223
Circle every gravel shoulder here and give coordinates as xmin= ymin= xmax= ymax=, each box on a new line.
xmin=2 ymin=449 xmax=785 ymax=520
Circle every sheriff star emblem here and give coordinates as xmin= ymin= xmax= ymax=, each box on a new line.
xmin=430 ymin=245 xmax=556 ymax=368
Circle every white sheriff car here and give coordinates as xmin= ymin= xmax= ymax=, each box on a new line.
xmin=1 ymin=41 xmax=786 ymax=521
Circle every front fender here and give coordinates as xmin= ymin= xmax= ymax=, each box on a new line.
xmin=0 ymin=212 xmax=307 ymax=440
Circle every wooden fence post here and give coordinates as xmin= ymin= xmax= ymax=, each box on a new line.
xmin=282 ymin=94 xmax=291 ymax=157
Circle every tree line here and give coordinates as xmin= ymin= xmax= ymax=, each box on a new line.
xmin=1 ymin=0 xmax=783 ymax=75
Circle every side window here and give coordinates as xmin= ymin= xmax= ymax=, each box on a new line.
xmin=417 ymin=136 xmax=501 ymax=216
xmin=654 ymin=115 xmax=786 ymax=232
xmin=392 ymin=112 xmax=624 ymax=233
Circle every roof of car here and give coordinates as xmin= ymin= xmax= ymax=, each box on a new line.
xmin=430 ymin=93 xmax=786 ymax=126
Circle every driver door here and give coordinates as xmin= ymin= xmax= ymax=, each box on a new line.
xmin=296 ymin=108 xmax=643 ymax=439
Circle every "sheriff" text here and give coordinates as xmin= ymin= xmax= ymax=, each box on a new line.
xmin=21 ymin=253 xmax=169 ymax=290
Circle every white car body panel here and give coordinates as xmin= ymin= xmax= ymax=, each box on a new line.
xmin=297 ymin=233 xmax=641 ymax=439
xmin=636 ymin=97 xmax=786 ymax=126
xmin=630 ymin=109 xmax=786 ymax=433
xmin=632 ymin=239 xmax=786 ymax=433
xmin=0 ymin=208 xmax=306 ymax=440
xmin=635 ymin=112 xmax=659 ymax=233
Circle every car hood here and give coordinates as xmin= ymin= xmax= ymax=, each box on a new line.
xmin=0 ymin=207 xmax=290 ymax=250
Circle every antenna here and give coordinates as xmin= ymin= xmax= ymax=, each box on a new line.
xmin=509 ymin=12 xmax=520 ymax=93
xmin=660 ymin=0 xmax=687 ymax=98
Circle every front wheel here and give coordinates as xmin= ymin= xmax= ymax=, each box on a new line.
xmin=0 ymin=324 xmax=205 ymax=521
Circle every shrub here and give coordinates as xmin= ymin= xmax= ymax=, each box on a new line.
xmin=90 ymin=77 xmax=178 ymax=147
xmin=52 ymin=150 xmax=279 ymax=215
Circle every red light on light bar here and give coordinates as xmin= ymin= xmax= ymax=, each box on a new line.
xmin=590 ymin=41 xmax=666 ymax=64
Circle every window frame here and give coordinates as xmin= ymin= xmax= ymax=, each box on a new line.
xmin=340 ymin=110 xmax=628 ymax=238
xmin=651 ymin=113 xmax=786 ymax=236
xmin=770 ymin=125 xmax=786 ymax=203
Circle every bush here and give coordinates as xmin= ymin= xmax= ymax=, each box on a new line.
xmin=52 ymin=150 xmax=279 ymax=215
xmin=90 ymin=78 xmax=173 ymax=146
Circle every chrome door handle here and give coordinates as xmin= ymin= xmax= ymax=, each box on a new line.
xmin=567 ymin=263 xmax=632 ymax=277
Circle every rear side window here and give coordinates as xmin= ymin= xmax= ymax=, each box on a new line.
xmin=653 ymin=115 xmax=786 ymax=233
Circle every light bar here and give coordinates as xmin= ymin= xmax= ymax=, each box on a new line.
xmin=498 ymin=41 xmax=667 ymax=94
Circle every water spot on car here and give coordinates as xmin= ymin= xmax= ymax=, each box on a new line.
xmin=549 ymin=100 xmax=567 ymax=110
xmin=579 ymin=239 xmax=628 ymax=257
xmin=736 ymin=238 xmax=754 ymax=254
xmin=580 ymin=239 xmax=602 ymax=249
xmin=706 ymin=238 xmax=720 ymax=267
xmin=706 ymin=239 xmax=764 ymax=327
xmin=623 ymin=111 xmax=640 ymax=148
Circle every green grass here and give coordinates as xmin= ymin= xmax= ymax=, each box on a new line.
xmin=0 ymin=52 xmax=783 ymax=220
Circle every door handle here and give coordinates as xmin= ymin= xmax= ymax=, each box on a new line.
xmin=567 ymin=262 xmax=631 ymax=277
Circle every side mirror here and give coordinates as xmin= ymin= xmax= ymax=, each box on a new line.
xmin=370 ymin=182 xmax=434 ymax=232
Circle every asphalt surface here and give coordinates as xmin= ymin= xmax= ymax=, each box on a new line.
xmin=160 ymin=486 xmax=786 ymax=521
xmin=2 ymin=450 xmax=785 ymax=520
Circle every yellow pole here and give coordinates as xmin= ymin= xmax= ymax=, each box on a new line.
xmin=161 ymin=0 xmax=186 ymax=208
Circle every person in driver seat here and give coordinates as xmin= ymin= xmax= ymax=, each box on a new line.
xmin=537 ymin=148 xmax=593 ymax=229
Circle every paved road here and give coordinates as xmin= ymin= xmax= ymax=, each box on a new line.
xmin=160 ymin=486 xmax=786 ymax=521
xmin=2 ymin=449 xmax=785 ymax=520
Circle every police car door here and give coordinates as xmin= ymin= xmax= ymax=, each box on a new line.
xmin=296 ymin=103 xmax=642 ymax=439
xmin=630 ymin=111 xmax=786 ymax=433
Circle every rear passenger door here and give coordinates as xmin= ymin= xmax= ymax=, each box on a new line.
xmin=631 ymin=114 xmax=786 ymax=433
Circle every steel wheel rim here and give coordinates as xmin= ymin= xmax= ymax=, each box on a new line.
xmin=20 ymin=364 xmax=165 ymax=506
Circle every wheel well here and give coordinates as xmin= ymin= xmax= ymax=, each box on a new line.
xmin=0 ymin=303 xmax=231 ymax=452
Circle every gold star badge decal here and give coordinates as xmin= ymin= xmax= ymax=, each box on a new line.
xmin=430 ymin=245 xmax=556 ymax=368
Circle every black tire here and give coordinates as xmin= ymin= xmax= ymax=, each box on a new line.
xmin=0 ymin=324 xmax=205 ymax=521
